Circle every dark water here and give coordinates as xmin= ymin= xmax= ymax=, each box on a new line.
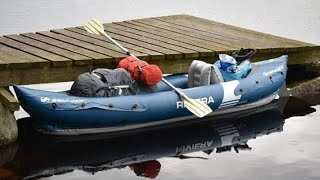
xmin=0 ymin=96 xmax=319 ymax=180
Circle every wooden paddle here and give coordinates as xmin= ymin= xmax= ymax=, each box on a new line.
xmin=84 ymin=18 xmax=212 ymax=118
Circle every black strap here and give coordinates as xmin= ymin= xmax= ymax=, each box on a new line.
xmin=232 ymin=48 xmax=257 ymax=62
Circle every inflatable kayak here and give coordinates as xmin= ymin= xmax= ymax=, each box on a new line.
xmin=13 ymin=55 xmax=288 ymax=135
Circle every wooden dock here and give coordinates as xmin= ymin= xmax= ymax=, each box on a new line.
xmin=0 ymin=14 xmax=319 ymax=88
xmin=0 ymin=14 xmax=319 ymax=145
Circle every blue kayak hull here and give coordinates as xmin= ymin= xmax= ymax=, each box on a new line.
xmin=13 ymin=55 xmax=288 ymax=135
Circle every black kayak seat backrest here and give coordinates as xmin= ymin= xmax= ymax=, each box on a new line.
xmin=188 ymin=60 xmax=224 ymax=88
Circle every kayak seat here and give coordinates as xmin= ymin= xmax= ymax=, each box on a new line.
xmin=188 ymin=60 xmax=224 ymax=88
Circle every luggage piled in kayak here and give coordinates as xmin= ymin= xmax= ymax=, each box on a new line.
xmin=70 ymin=56 xmax=163 ymax=97
xmin=215 ymin=48 xmax=256 ymax=81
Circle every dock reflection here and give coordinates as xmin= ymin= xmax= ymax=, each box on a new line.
xmin=1 ymin=97 xmax=312 ymax=179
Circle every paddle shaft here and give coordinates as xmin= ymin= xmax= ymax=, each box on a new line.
xmin=84 ymin=19 xmax=212 ymax=117
xmin=95 ymin=29 xmax=131 ymax=56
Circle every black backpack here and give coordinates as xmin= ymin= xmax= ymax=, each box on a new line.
xmin=69 ymin=68 xmax=137 ymax=97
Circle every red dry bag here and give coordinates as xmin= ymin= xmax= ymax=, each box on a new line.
xmin=118 ymin=56 xmax=162 ymax=86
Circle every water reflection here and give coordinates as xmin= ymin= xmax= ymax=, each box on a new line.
xmin=0 ymin=97 xmax=317 ymax=179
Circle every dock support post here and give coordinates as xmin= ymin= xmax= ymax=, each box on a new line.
xmin=0 ymin=88 xmax=18 ymax=146
xmin=0 ymin=101 xmax=18 ymax=146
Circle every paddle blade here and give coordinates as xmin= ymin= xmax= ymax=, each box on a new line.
xmin=90 ymin=18 xmax=104 ymax=29
xmin=84 ymin=18 xmax=106 ymax=36
xmin=83 ymin=23 xmax=99 ymax=34
xmin=182 ymin=95 xmax=212 ymax=118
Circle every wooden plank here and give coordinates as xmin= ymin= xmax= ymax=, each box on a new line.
xmin=104 ymin=24 xmax=199 ymax=59
xmin=118 ymin=21 xmax=222 ymax=52
xmin=103 ymin=30 xmax=183 ymax=59
xmin=0 ymin=64 xmax=117 ymax=87
xmin=21 ymin=33 xmax=109 ymax=64
xmin=185 ymin=14 xmax=317 ymax=46
xmin=132 ymin=20 xmax=236 ymax=52
xmin=0 ymin=43 xmax=49 ymax=68
xmin=164 ymin=15 xmax=314 ymax=47
xmin=0 ymin=87 xmax=19 ymax=111
xmin=75 ymin=27 xmax=183 ymax=59
xmin=134 ymin=18 xmax=239 ymax=50
xmin=159 ymin=15 xmax=274 ymax=45
xmin=5 ymin=34 xmax=89 ymax=65
xmin=156 ymin=16 xmax=278 ymax=49
xmin=124 ymin=20 xmax=230 ymax=53
xmin=38 ymin=31 xmax=127 ymax=61
xmin=51 ymin=29 xmax=149 ymax=60
xmin=156 ymin=16 xmax=281 ymax=50
xmin=109 ymin=23 xmax=214 ymax=57
xmin=0 ymin=37 xmax=70 ymax=67
xmin=0 ymin=52 xmax=21 ymax=68
xmin=67 ymin=27 xmax=165 ymax=61
xmin=0 ymin=51 xmax=44 ymax=69
xmin=0 ymin=59 xmax=8 ymax=69
xmin=137 ymin=18 xmax=270 ymax=50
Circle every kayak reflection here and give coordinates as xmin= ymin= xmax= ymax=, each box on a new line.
xmin=9 ymin=99 xmax=287 ymax=179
